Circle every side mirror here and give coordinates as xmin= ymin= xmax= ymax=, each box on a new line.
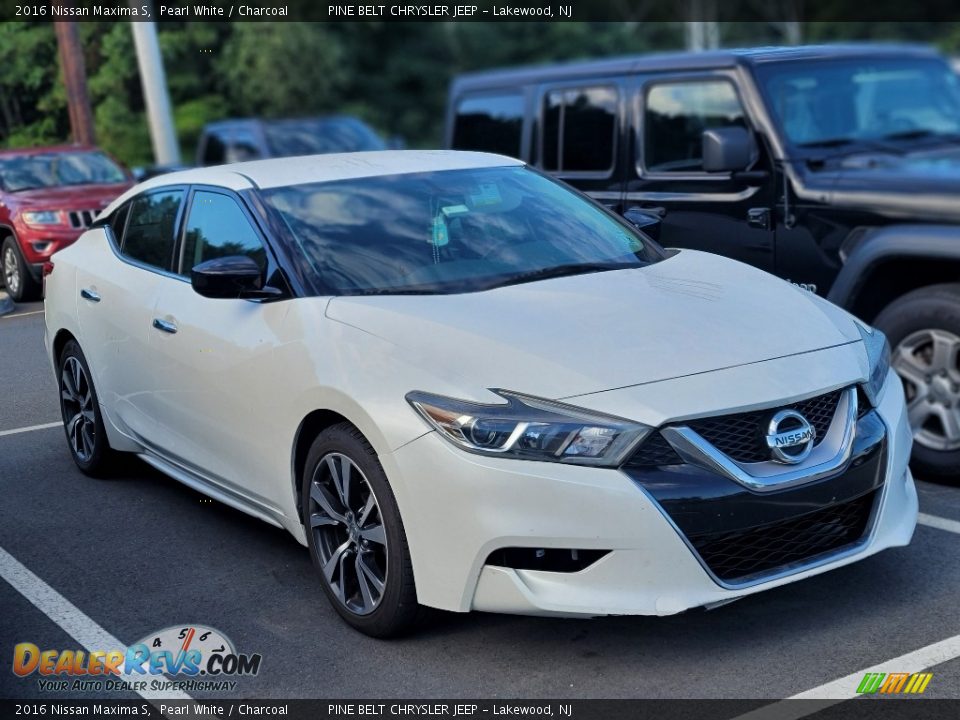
xmin=191 ymin=256 xmax=281 ymax=300
xmin=622 ymin=207 xmax=663 ymax=241
xmin=702 ymin=127 xmax=757 ymax=173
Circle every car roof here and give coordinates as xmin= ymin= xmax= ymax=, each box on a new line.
xmin=451 ymin=43 xmax=941 ymax=91
xmin=203 ymin=116 xmax=369 ymax=132
xmin=102 ymin=150 xmax=524 ymax=215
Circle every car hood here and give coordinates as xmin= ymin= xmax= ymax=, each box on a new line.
xmin=803 ymin=145 xmax=960 ymax=221
xmin=325 ymin=250 xmax=861 ymax=400
xmin=7 ymin=182 xmax=131 ymax=210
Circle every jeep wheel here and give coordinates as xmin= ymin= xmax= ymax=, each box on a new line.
xmin=874 ymin=284 xmax=960 ymax=481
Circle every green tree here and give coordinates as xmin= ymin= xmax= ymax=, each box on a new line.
xmin=216 ymin=23 xmax=345 ymax=118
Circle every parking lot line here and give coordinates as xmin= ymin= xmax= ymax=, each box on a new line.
xmin=0 ymin=421 xmax=62 ymax=438
xmin=918 ymin=512 xmax=960 ymax=535
xmin=731 ymin=632 xmax=960 ymax=720
xmin=0 ymin=544 xmax=193 ymax=702
xmin=0 ymin=309 xmax=44 ymax=320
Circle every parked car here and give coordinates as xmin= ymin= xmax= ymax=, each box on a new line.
xmin=446 ymin=44 xmax=960 ymax=478
xmin=0 ymin=145 xmax=132 ymax=301
xmin=45 ymin=151 xmax=915 ymax=636
xmin=196 ymin=116 xmax=388 ymax=166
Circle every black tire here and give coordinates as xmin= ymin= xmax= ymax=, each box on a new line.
xmin=301 ymin=422 xmax=423 ymax=637
xmin=2 ymin=237 xmax=39 ymax=302
xmin=874 ymin=284 xmax=960 ymax=482
xmin=58 ymin=340 xmax=119 ymax=477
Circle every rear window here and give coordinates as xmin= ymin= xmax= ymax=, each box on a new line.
xmin=120 ymin=190 xmax=183 ymax=272
xmin=542 ymin=86 xmax=618 ymax=174
xmin=452 ymin=94 xmax=525 ymax=159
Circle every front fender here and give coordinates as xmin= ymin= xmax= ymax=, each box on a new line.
xmin=828 ymin=224 xmax=960 ymax=308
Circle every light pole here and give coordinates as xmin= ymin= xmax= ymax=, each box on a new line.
xmin=130 ymin=20 xmax=181 ymax=166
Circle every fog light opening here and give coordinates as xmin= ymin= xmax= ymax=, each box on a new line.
xmin=485 ymin=547 xmax=610 ymax=572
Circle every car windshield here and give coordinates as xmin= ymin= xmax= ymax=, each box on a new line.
xmin=755 ymin=57 xmax=960 ymax=149
xmin=261 ymin=166 xmax=663 ymax=295
xmin=0 ymin=150 xmax=127 ymax=192
xmin=263 ymin=118 xmax=387 ymax=156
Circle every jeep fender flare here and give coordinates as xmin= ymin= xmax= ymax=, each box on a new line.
xmin=827 ymin=224 xmax=960 ymax=309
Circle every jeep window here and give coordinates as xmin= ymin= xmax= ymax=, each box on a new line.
xmin=225 ymin=129 xmax=262 ymax=163
xmin=0 ymin=150 xmax=127 ymax=192
xmin=452 ymin=94 xmax=525 ymax=158
xmin=755 ymin=58 xmax=960 ymax=148
xmin=643 ymin=81 xmax=746 ymax=173
xmin=121 ymin=190 xmax=184 ymax=272
xmin=542 ymin=86 xmax=617 ymax=173
xmin=200 ymin=132 xmax=227 ymax=165
xmin=263 ymin=118 xmax=386 ymax=156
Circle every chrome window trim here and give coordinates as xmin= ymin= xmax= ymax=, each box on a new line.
xmin=660 ymin=387 xmax=858 ymax=492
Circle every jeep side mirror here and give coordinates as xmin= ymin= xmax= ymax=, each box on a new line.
xmin=702 ymin=127 xmax=757 ymax=173
xmin=622 ymin=207 xmax=663 ymax=241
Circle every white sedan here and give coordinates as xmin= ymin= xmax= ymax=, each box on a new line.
xmin=44 ymin=151 xmax=917 ymax=636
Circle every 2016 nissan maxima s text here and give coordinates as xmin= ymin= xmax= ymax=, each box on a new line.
xmin=44 ymin=151 xmax=917 ymax=637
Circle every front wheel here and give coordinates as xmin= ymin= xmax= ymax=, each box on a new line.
xmin=874 ymin=284 xmax=960 ymax=481
xmin=2 ymin=237 xmax=38 ymax=303
xmin=301 ymin=423 xmax=422 ymax=637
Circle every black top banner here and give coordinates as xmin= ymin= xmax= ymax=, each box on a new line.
xmin=3 ymin=0 xmax=960 ymax=23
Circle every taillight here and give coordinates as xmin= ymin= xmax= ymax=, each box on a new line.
xmin=42 ymin=261 xmax=55 ymax=277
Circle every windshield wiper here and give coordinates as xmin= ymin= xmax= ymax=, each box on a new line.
xmin=879 ymin=129 xmax=960 ymax=144
xmin=798 ymin=136 xmax=902 ymax=152
xmin=482 ymin=262 xmax=640 ymax=291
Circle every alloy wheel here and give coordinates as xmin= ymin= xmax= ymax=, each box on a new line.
xmin=892 ymin=328 xmax=960 ymax=451
xmin=3 ymin=246 xmax=20 ymax=295
xmin=308 ymin=453 xmax=388 ymax=615
xmin=60 ymin=356 xmax=97 ymax=462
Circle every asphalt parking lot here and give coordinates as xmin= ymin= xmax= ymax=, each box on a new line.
xmin=1 ymin=299 xmax=959 ymax=703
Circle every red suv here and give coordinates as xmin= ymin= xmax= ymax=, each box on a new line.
xmin=0 ymin=145 xmax=132 ymax=301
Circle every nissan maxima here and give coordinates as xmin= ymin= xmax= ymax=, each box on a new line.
xmin=44 ymin=151 xmax=917 ymax=637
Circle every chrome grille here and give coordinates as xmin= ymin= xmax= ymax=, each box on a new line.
xmin=685 ymin=389 xmax=844 ymax=464
xmin=68 ymin=209 xmax=98 ymax=229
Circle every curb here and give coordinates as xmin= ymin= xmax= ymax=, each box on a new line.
xmin=0 ymin=290 xmax=14 ymax=317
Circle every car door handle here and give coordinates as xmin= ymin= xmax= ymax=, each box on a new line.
xmin=152 ymin=318 xmax=178 ymax=334
xmin=80 ymin=288 xmax=101 ymax=303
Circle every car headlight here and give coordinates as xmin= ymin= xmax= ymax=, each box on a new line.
xmin=406 ymin=390 xmax=651 ymax=467
xmin=21 ymin=210 xmax=63 ymax=226
xmin=857 ymin=321 xmax=891 ymax=407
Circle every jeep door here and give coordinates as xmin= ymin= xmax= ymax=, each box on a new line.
xmin=624 ymin=73 xmax=776 ymax=271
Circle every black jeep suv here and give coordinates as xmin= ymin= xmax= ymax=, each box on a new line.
xmin=446 ymin=44 xmax=960 ymax=479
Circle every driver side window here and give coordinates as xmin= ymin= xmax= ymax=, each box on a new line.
xmin=179 ymin=191 xmax=267 ymax=276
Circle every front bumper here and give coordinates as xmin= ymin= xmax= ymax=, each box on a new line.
xmin=386 ymin=368 xmax=916 ymax=615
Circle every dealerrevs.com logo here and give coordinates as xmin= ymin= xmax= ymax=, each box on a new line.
xmin=12 ymin=624 xmax=262 ymax=693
